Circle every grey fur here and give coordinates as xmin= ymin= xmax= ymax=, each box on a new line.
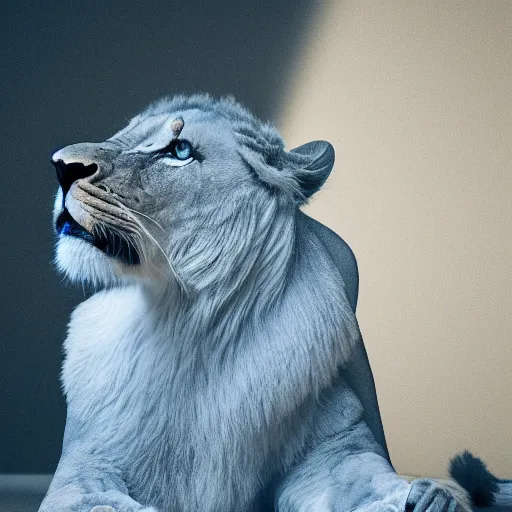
xmin=43 ymin=94 xmax=471 ymax=512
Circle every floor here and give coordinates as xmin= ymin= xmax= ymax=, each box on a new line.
xmin=0 ymin=483 xmax=510 ymax=512
xmin=0 ymin=492 xmax=45 ymax=512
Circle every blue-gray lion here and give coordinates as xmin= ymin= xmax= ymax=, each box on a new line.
xmin=41 ymin=95 xmax=505 ymax=512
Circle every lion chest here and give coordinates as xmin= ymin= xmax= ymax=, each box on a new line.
xmin=62 ymin=290 xmax=311 ymax=511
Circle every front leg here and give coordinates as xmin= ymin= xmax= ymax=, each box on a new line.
xmin=276 ymin=433 xmax=410 ymax=512
xmin=41 ymin=486 xmax=157 ymax=512
xmin=39 ymin=423 xmax=157 ymax=512
xmin=275 ymin=379 xmax=470 ymax=512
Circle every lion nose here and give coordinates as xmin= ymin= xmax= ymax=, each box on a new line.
xmin=51 ymin=145 xmax=99 ymax=198
xmin=52 ymin=159 xmax=98 ymax=198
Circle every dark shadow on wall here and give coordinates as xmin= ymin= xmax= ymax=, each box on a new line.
xmin=0 ymin=0 xmax=323 ymax=473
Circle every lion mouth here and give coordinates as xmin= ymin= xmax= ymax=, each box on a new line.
xmin=56 ymin=209 xmax=140 ymax=265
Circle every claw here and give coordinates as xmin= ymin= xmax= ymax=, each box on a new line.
xmin=412 ymin=485 xmax=437 ymax=511
xmin=427 ymin=492 xmax=452 ymax=511
xmin=406 ymin=480 xmax=430 ymax=510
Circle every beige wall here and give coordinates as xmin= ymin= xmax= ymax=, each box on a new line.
xmin=279 ymin=1 xmax=511 ymax=478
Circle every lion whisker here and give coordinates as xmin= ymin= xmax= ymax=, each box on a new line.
xmin=110 ymin=206 xmax=188 ymax=293
xmin=113 ymin=201 xmax=166 ymax=233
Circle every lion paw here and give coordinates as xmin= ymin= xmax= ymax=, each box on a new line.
xmin=406 ymin=478 xmax=471 ymax=512
xmin=91 ymin=507 xmax=117 ymax=512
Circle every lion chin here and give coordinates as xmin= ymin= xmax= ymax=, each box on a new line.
xmin=55 ymin=236 xmax=119 ymax=286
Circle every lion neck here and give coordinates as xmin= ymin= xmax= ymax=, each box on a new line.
xmin=139 ymin=199 xmax=297 ymax=345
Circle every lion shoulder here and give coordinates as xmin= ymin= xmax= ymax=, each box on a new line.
xmin=296 ymin=210 xmax=359 ymax=312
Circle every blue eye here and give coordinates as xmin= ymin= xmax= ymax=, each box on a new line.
xmin=173 ymin=139 xmax=192 ymax=160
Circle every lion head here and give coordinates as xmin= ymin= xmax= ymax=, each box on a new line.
xmin=52 ymin=95 xmax=334 ymax=296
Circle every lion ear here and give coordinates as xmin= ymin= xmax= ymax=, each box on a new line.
xmin=287 ymin=140 xmax=335 ymax=199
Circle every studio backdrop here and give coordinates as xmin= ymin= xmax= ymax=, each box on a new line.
xmin=0 ymin=0 xmax=510 ymax=479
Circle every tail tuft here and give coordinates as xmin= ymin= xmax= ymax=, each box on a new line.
xmin=449 ymin=450 xmax=499 ymax=507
